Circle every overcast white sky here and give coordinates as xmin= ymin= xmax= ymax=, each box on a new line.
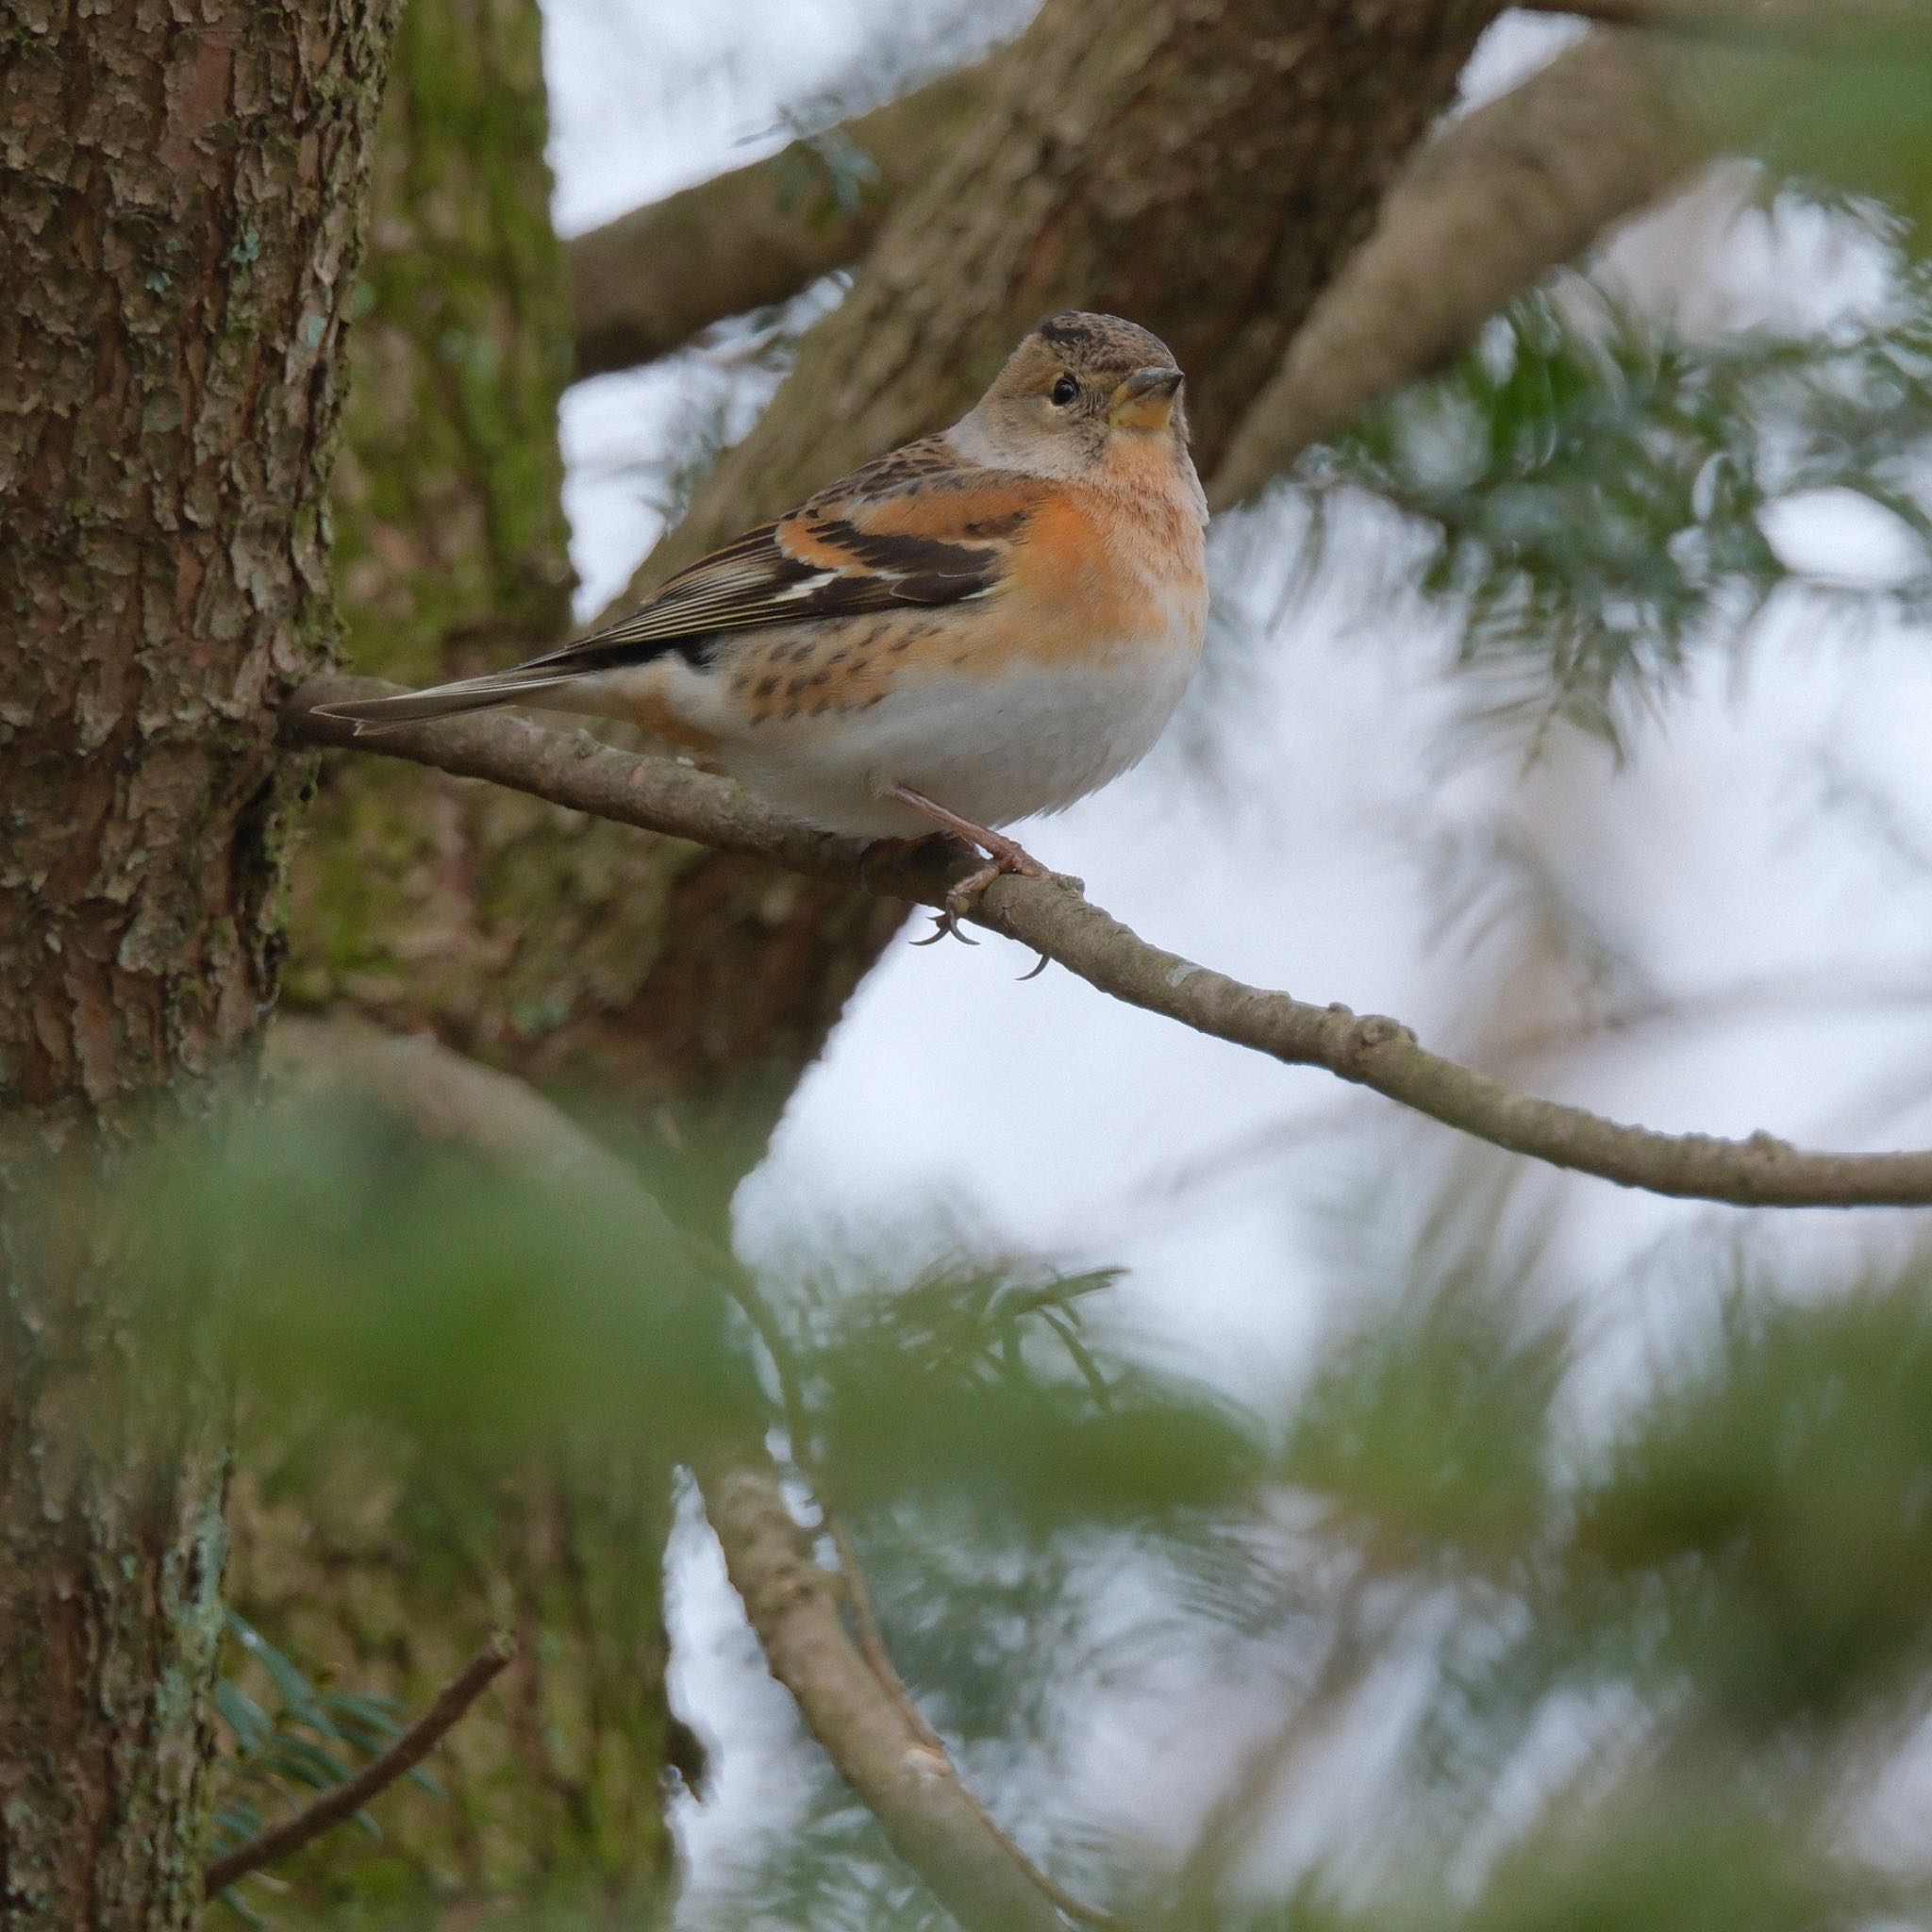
xmin=536 ymin=2 xmax=1932 ymax=1908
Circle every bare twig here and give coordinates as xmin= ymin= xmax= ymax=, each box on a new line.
xmin=718 ymin=1272 xmax=1124 ymax=1927
xmin=722 ymin=1274 xmax=946 ymax=1740
xmin=289 ymin=684 xmax=1932 ymax=1210
xmin=701 ymin=1446 xmax=1107 ymax=1932
xmin=204 ymin=1636 xmax=514 ymax=1895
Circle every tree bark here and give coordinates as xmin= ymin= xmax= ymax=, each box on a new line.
xmin=560 ymin=25 xmax=1727 ymax=512
xmin=1207 ymin=27 xmax=1716 ymax=505
xmin=0 ymin=0 xmax=397 ymax=1924
xmin=528 ymin=0 xmax=1505 ymax=1140
xmin=285 ymin=0 xmax=901 ymax=1148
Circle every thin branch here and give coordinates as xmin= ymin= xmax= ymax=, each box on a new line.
xmin=723 ymin=1274 xmax=943 ymax=1737
xmin=700 ymin=1446 xmax=1090 ymax=1932
xmin=563 ymin=29 xmax=1733 ymax=518
xmin=275 ymin=1021 xmax=1117 ymax=1932
xmin=565 ymin=32 xmax=1720 ymax=500
xmin=204 ymin=1636 xmax=514 ymax=1895
xmin=288 ymin=682 xmax=1932 ymax=1210
xmin=718 ymin=1269 xmax=1124 ymax=1927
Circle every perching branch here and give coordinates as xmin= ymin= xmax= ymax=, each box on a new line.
xmin=204 ymin=1636 xmax=514 ymax=1895
xmin=289 ymin=680 xmax=1932 ymax=1210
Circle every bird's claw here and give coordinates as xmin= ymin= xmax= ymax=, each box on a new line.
xmin=911 ymin=908 xmax=978 ymax=947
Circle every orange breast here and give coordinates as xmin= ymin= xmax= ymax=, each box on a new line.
xmin=960 ymin=485 xmax=1203 ymax=675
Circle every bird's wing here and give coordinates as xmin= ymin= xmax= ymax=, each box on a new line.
xmin=525 ymin=437 xmax=1050 ymax=675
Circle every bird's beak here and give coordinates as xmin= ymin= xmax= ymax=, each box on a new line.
xmin=1108 ymin=365 xmax=1184 ymax=431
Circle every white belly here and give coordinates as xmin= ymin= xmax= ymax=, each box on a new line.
xmin=716 ymin=643 xmax=1200 ymax=840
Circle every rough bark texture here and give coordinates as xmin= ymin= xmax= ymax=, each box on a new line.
xmin=225 ymin=1425 xmax=685 ymax=1917
xmin=0 ymin=0 xmax=397 ymax=1923
xmin=559 ymin=25 xmax=1727 ymax=513
xmin=627 ymin=0 xmax=1502 ymax=591
xmin=544 ymin=0 xmax=1505 ymax=1133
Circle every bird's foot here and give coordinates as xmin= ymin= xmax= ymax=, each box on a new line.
xmin=874 ymin=785 xmax=1054 ymax=970
xmin=942 ymin=841 xmax=1048 ymax=926
xmin=907 ymin=841 xmax=1049 ymax=955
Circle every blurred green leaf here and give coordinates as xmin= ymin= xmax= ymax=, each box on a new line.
xmin=1287 ymin=1283 xmax=1562 ymax=1568
xmin=1464 ymin=1788 xmax=1835 ymax=1932
xmin=1318 ymin=249 xmax=1932 ymax=758
xmin=138 ymin=1096 xmax=756 ymax=1462
xmin=1574 ymin=1274 xmax=1932 ymax=1725
xmin=799 ymin=1266 xmax=1263 ymax=1526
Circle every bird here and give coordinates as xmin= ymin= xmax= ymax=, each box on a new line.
xmin=312 ymin=311 xmax=1209 ymax=937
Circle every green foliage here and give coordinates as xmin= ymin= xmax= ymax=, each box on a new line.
xmin=119 ymin=1091 xmax=1932 ymax=1928
xmin=695 ymin=1242 xmax=1932 ymax=1931
xmin=1574 ymin=1278 xmax=1932 ymax=1727
xmin=1286 ymin=1278 xmax=1561 ymax=1570
xmin=801 ymin=1265 xmax=1263 ymax=1527
xmin=140 ymin=1096 xmax=752 ymax=1462
xmin=1314 ymin=236 xmax=1932 ymax=758
xmin=210 ymin=1611 xmax=432 ymax=1923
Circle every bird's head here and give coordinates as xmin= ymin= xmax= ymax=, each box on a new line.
xmin=957 ymin=311 xmax=1193 ymax=484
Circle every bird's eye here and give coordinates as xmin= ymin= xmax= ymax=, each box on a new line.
xmin=1049 ymin=374 xmax=1079 ymax=407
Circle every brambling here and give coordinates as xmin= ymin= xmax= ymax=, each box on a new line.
xmin=315 ymin=311 xmax=1209 ymax=931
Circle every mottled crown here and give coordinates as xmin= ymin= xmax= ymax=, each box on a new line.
xmin=1029 ymin=311 xmax=1180 ymax=377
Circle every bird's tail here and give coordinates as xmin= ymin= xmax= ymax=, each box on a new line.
xmin=308 ymin=667 xmax=584 ymax=736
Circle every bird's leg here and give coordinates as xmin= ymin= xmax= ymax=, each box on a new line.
xmin=883 ymin=783 xmax=1050 ymax=949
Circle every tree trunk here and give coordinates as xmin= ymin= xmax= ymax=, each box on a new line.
xmin=538 ymin=0 xmax=1502 ymax=1157
xmin=0 ymin=0 xmax=397 ymax=1923
xmin=249 ymin=0 xmax=687 ymax=1912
